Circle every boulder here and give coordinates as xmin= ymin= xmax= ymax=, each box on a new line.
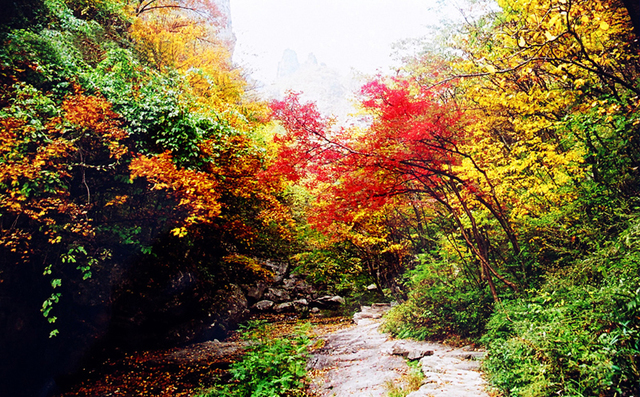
xmin=391 ymin=341 xmax=434 ymax=361
xmin=274 ymin=302 xmax=295 ymax=313
xmin=202 ymin=283 xmax=251 ymax=339
xmin=263 ymin=260 xmax=288 ymax=283
xmin=313 ymin=295 xmax=345 ymax=308
xmin=216 ymin=283 xmax=249 ymax=329
xmin=253 ymin=300 xmax=274 ymax=311
xmin=224 ymin=284 xmax=248 ymax=317
xmin=282 ymin=277 xmax=297 ymax=290
xmin=408 ymin=349 xmax=434 ymax=361
xmin=294 ymin=279 xmax=316 ymax=297
xmin=264 ymin=288 xmax=291 ymax=302
xmin=353 ymin=310 xmax=382 ymax=322
xmin=450 ymin=351 xmax=486 ymax=360
xmin=292 ymin=298 xmax=309 ymax=311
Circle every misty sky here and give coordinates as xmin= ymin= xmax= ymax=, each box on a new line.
xmin=229 ymin=0 xmax=455 ymax=83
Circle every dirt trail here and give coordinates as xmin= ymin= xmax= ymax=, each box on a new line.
xmin=308 ymin=304 xmax=489 ymax=397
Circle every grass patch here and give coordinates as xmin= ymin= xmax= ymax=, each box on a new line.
xmin=384 ymin=359 xmax=425 ymax=397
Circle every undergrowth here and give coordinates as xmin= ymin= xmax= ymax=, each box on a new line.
xmin=482 ymin=219 xmax=640 ymax=397
xmin=381 ymin=253 xmax=493 ymax=341
xmin=198 ymin=320 xmax=313 ymax=397
xmin=382 ymin=223 xmax=640 ymax=396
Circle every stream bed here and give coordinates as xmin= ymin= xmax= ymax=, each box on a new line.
xmin=56 ymin=307 xmax=488 ymax=397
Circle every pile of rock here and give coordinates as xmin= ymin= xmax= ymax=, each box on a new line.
xmin=246 ymin=274 xmax=345 ymax=314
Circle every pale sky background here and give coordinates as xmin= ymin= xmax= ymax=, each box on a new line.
xmin=229 ymin=0 xmax=456 ymax=84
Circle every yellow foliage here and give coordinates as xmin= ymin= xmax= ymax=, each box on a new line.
xmin=129 ymin=152 xmax=222 ymax=225
xmin=128 ymin=0 xmax=266 ymax=127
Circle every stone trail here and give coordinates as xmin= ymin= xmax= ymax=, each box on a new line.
xmin=308 ymin=304 xmax=489 ymax=397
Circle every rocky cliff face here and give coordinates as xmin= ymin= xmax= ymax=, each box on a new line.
xmin=209 ymin=0 xmax=236 ymax=54
xmin=268 ymin=49 xmax=361 ymax=123
xmin=277 ymin=49 xmax=301 ymax=79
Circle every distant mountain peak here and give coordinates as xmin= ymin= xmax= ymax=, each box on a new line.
xmin=277 ymin=49 xmax=300 ymax=78
xmin=305 ymin=53 xmax=318 ymax=66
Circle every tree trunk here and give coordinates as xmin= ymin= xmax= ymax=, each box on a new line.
xmin=622 ymin=0 xmax=640 ymax=36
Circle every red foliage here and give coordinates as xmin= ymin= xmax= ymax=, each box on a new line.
xmin=268 ymin=79 xmax=466 ymax=230
xmin=268 ymin=91 xmax=346 ymax=183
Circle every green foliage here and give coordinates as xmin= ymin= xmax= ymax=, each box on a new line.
xmin=200 ymin=323 xmax=312 ymax=397
xmin=293 ymin=243 xmax=367 ymax=295
xmin=382 ymin=252 xmax=494 ymax=341
xmin=482 ymin=217 xmax=640 ymax=397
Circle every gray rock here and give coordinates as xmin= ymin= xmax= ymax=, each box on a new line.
xmin=253 ymin=300 xmax=274 ymax=311
xmin=283 ymin=278 xmax=296 ymax=290
xmin=292 ymin=298 xmax=309 ymax=308
xmin=264 ymin=288 xmax=291 ymax=302
xmin=449 ymin=351 xmax=486 ymax=360
xmin=408 ymin=348 xmax=434 ymax=361
xmin=391 ymin=341 xmax=434 ymax=360
xmin=331 ymin=296 xmax=346 ymax=304
xmin=294 ymin=280 xmax=315 ymax=296
xmin=274 ymin=302 xmax=295 ymax=313
xmin=207 ymin=283 xmax=249 ymax=337
xmin=223 ymin=284 xmax=248 ymax=320
xmin=353 ymin=310 xmax=382 ymax=322
xmin=314 ymin=295 xmax=345 ymax=307
xmin=263 ymin=260 xmax=288 ymax=282
xmin=391 ymin=342 xmax=410 ymax=357
xmin=247 ymin=281 xmax=267 ymax=300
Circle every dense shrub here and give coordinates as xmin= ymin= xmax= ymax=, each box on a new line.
xmin=382 ymin=254 xmax=494 ymax=341
xmin=200 ymin=322 xmax=312 ymax=397
xmin=482 ymin=219 xmax=640 ymax=397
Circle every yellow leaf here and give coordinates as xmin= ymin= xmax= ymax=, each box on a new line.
xmin=171 ymin=227 xmax=188 ymax=238
xmin=548 ymin=13 xmax=561 ymax=28
xmin=486 ymin=64 xmax=496 ymax=74
xmin=599 ymin=21 xmax=609 ymax=30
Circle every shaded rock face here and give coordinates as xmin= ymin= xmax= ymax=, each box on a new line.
xmin=102 ymin=255 xmax=255 ymax=353
xmin=106 ymin=269 xmax=215 ymax=350
xmin=246 ymin=281 xmax=267 ymax=300
xmin=211 ymin=284 xmax=249 ymax=335
xmin=101 ymin=257 xmax=326 ymax=354
xmin=0 ymin=246 xmax=133 ymax=397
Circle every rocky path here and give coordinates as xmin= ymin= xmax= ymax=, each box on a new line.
xmin=308 ymin=304 xmax=489 ymax=397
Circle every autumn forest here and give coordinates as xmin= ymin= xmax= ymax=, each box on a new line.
xmin=1 ymin=0 xmax=639 ymax=396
